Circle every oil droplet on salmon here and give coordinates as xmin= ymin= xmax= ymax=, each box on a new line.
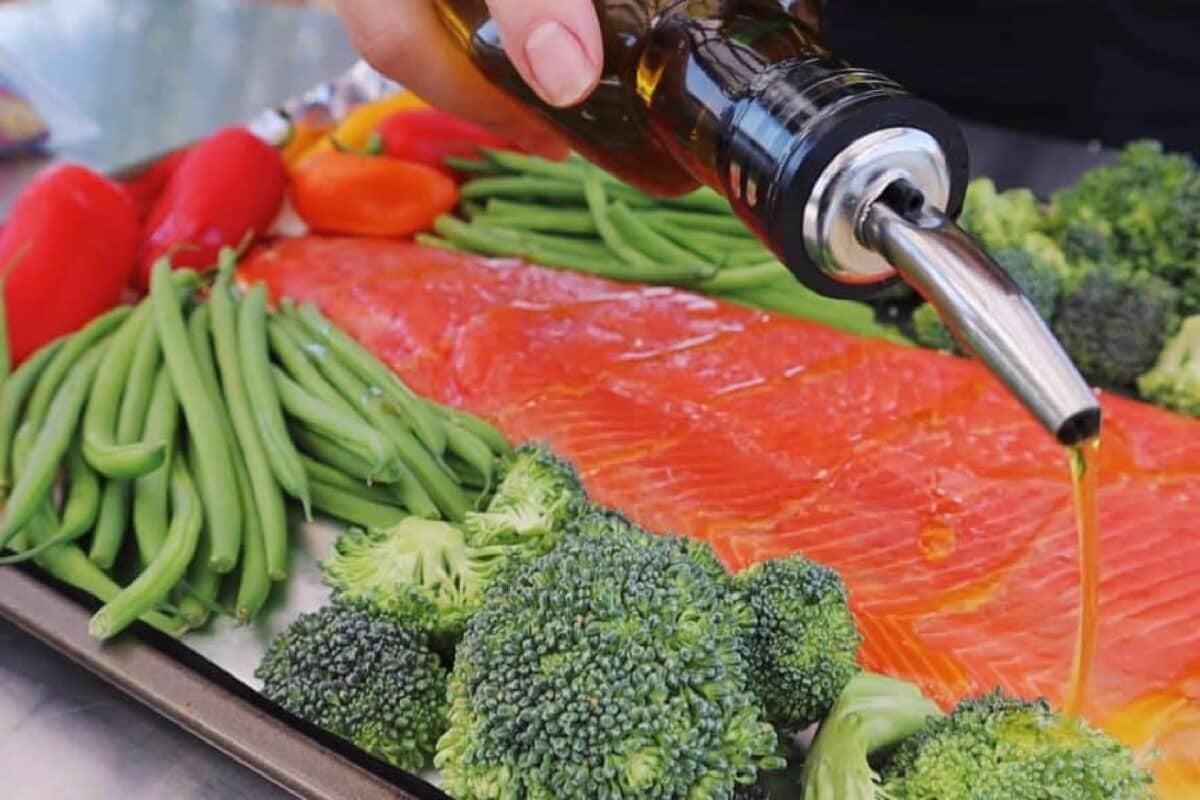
xmin=918 ymin=524 xmax=956 ymax=563
xmin=1063 ymin=438 xmax=1101 ymax=719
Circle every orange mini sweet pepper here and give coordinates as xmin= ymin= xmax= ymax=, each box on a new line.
xmin=289 ymin=150 xmax=459 ymax=238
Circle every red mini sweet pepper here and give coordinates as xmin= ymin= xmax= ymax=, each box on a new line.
xmin=377 ymin=108 xmax=517 ymax=179
xmin=0 ymin=163 xmax=140 ymax=365
xmin=122 ymin=149 xmax=188 ymax=222
xmin=135 ymin=127 xmax=287 ymax=289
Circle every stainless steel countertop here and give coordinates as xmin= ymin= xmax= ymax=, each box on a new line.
xmin=0 ymin=2 xmax=1115 ymax=798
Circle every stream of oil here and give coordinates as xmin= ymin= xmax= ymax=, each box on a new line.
xmin=1063 ymin=439 xmax=1101 ymax=718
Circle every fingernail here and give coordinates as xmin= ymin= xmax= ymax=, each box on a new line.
xmin=524 ymin=20 xmax=595 ymax=107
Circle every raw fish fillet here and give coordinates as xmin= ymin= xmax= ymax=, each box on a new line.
xmin=243 ymin=237 xmax=1200 ymax=796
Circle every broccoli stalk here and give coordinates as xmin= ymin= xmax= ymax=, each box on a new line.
xmin=1137 ymin=315 xmax=1200 ymax=417
xmin=801 ymin=672 xmax=942 ymax=800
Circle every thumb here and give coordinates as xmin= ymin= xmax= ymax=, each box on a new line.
xmin=483 ymin=0 xmax=603 ymax=108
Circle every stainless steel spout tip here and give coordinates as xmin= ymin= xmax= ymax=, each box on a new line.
xmin=862 ymin=192 xmax=1102 ymax=444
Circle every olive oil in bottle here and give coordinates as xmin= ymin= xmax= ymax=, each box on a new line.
xmin=435 ymin=0 xmax=970 ymax=299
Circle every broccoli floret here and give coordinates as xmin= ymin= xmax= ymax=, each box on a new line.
xmin=879 ymin=690 xmax=1156 ymax=799
xmin=435 ymin=526 xmax=782 ymax=799
xmin=959 ymin=178 xmax=1048 ymax=251
xmin=735 ymin=555 xmax=862 ymax=731
xmin=320 ymin=518 xmax=515 ymax=640
xmin=255 ymin=600 xmax=447 ymax=772
xmin=1137 ymin=315 xmax=1200 ymax=417
xmin=1009 ymin=233 xmax=1069 ymax=315
xmin=568 ymin=505 xmax=732 ymax=580
xmin=463 ymin=441 xmax=587 ymax=555
xmin=802 ymin=671 xmax=942 ymax=800
xmin=1052 ymin=263 xmax=1180 ymax=389
xmin=1057 ymin=216 xmax=1117 ymax=267
xmin=1050 ymin=140 xmax=1200 ymax=313
xmin=909 ymin=303 xmax=960 ymax=354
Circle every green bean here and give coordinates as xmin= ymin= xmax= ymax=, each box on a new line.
xmin=0 ymin=341 xmax=108 ymax=549
xmin=271 ymin=366 xmax=396 ymax=472
xmin=443 ymin=155 xmax=506 ymax=175
xmin=291 ymin=424 xmax=437 ymax=517
xmin=433 ymin=404 xmax=512 ymax=457
xmin=132 ymin=368 xmax=179 ymax=564
xmin=642 ymin=209 xmax=756 ymax=236
xmin=61 ymin=442 xmax=101 ymax=542
xmin=435 ymin=216 xmax=639 ymax=280
xmin=89 ymin=457 xmax=202 ymax=640
xmin=643 ymin=217 xmax=769 ymax=260
xmin=291 ymin=301 xmax=446 ymax=457
xmin=28 ymin=502 xmax=183 ymax=637
xmin=120 ymin=302 xmax=164 ymax=427
xmin=701 ymin=262 xmax=789 ymax=293
xmin=484 ymin=149 xmax=585 ymax=182
xmin=607 ymin=200 xmax=719 ymax=273
xmin=212 ymin=261 xmax=289 ymax=580
xmin=414 ymin=233 xmax=464 ymax=252
xmin=482 ymin=150 xmax=652 ymax=201
xmin=82 ymin=305 xmax=165 ymax=478
xmin=8 ymin=433 xmax=182 ymax=636
xmin=91 ymin=479 xmax=136 ymax=576
xmin=0 ymin=442 xmax=101 ymax=564
xmin=515 ymin=230 xmax=613 ymax=260
xmin=267 ymin=316 xmax=357 ymax=415
xmin=24 ymin=306 xmax=130 ymax=427
xmin=443 ymin=421 xmax=497 ymax=492
xmin=462 ymin=175 xmax=587 ymax=203
xmin=176 ymin=442 xmax=224 ymax=629
xmin=239 ymin=283 xmax=310 ymax=517
xmin=0 ymin=340 xmax=62 ymax=494
xmin=177 ymin=549 xmax=223 ymax=629
xmin=186 ymin=303 xmax=255 ymax=578
xmin=233 ymin=454 xmax=270 ymax=623
xmin=301 ymin=455 xmax=409 ymax=507
xmin=149 ymin=259 xmax=242 ymax=571
xmin=584 ymin=176 xmax=715 ymax=283
xmin=290 ymin=336 xmax=466 ymax=519
xmin=481 ymin=200 xmax=598 ymax=234
xmin=309 ymin=481 xmax=407 ymax=530
xmin=664 ymin=186 xmax=732 ymax=214
xmin=727 ymin=282 xmax=912 ymax=345
xmin=287 ymin=422 xmax=396 ymax=479
xmin=87 ymin=478 xmax=131 ymax=570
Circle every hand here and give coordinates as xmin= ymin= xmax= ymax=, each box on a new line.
xmin=335 ymin=0 xmax=603 ymax=158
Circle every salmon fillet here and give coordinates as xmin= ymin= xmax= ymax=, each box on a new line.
xmin=243 ymin=237 xmax=1200 ymax=796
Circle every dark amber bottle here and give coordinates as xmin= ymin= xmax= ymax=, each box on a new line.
xmin=435 ymin=0 xmax=968 ymax=299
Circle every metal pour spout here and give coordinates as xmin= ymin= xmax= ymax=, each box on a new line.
xmin=861 ymin=183 xmax=1101 ymax=445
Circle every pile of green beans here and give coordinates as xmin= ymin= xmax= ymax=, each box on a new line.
xmin=422 ymin=149 xmax=911 ymax=345
xmin=0 ymin=252 xmax=510 ymax=641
